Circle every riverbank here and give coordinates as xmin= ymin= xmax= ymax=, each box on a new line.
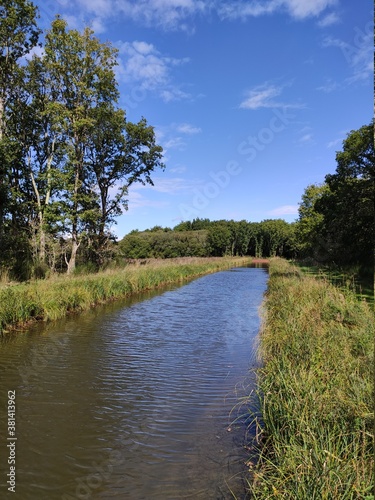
xmin=248 ymin=258 xmax=374 ymax=498
xmin=0 ymin=256 xmax=252 ymax=334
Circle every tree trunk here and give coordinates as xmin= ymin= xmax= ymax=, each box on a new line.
xmin=66 ymin=153 xmax=81 ymax=275
xmin=66 ymin=231 xmax=79 ymax=275
xmin=0 ymin=96 xmax=4 ymax=141
xmin=0 ymin=97 xmax=4 ymax=251
xmin=39 ymin=225 xmax=46 ymax=262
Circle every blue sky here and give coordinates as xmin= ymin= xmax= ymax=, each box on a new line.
xmin=34 ymin=0 xmax=373 ymax=238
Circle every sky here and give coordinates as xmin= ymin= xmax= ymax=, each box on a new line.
xmin=33 ymin=0 xmax=373 ymax=239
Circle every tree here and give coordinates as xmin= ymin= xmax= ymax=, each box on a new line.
xmin=41 ymin=18 xmax=120 ymax=273
xmin=316 ymin=122 xmax=374 ymax=268
xmin=248 ymin=222 xmax=263 ymax=257
xmin=207 ymin=222 xmax=231 ymax=256
xmin=0 ymin=0 xmax=41 ymax=278
xmin=259 ymin=219 xmax=292 ymax=257
xmin=40 ymin=18 xmax=164 ymax=273
xmin=86 ymin=108 xmax=163 ymax=266
xmin=20 ymin=54 xmax=68 ymax=266
xmin=0 ymin=0 xmax=40 ymax=138
xmin=296 ymin=183 xmax=330 ymax=259
xmin=0 ymin=10 xmax=165 ymax=278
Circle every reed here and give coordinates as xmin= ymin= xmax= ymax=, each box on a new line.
xmin=0 ymin=257 xmax=251 ymax=334
xmin=247 ymin=258 xmax=374 ymax=499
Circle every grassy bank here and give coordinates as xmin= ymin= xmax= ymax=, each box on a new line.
xmin=0 ymin=256 xmax=251 ymax=334
xmin=248 ymin=258 xmax=374 ymax=499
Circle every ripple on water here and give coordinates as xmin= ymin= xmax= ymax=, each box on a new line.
xmin=0 ymin=267 xmax=268 ymax=500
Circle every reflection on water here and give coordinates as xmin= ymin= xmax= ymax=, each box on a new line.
xmin=0 ymin=267 xmax=268 ymax=499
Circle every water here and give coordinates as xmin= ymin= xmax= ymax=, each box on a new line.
xmin=0 ymin=266 xmax=268 ymax=500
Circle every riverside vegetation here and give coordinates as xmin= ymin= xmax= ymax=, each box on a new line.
xmin=0 ymin=256 xmax=251 ymax=335
xmin=247 ymin=258 xmax=374 ymax=499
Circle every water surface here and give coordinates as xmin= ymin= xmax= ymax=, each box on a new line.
xmin=0 ymin=266 xmax=268 ymax=499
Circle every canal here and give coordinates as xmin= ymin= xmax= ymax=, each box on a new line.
xmin=0 ymin=265 xmax=268 ymax=499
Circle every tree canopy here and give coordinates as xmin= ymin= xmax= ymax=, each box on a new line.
xmin=0 ymin=3 xmax=164 ymax=278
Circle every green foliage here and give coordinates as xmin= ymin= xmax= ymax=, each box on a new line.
xmin=297 ymin=122 xmax=374 ymax=272
xmin=257 ymin=219 xmax=295 ymax=257
xmin=295 ymin=183 xmax=330 ymax=258
xmin=0 ymin=0 xmax=41 ymax=278
xmin=119 ymin=218 xmax=298 ymax=259
xmin=173 ymin=218 xmax=212 ymax=231
xmin=119 ymin=229 xmax=209 ymax=259
xmin=207 ymin=222 xmax=232 ymax=256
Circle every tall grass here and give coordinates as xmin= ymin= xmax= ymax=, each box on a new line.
xmin=248 ymin=258 xmax=374 ymax=499
xmin=0 ymin=257 xmax=251 ymax=334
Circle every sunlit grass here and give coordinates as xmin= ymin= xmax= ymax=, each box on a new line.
xmin=0 ymin=257 xmax=251 ymax=334
xmin=246 ymin=258 xmax=374 ymax=499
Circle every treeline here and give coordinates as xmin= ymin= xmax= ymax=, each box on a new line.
xmin=0 ymin=1 xmax=163 ymax=279
xmin=119 ymin=219 xmax=297 ymax=259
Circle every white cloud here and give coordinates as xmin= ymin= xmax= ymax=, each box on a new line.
xmin=316 ymin=79 xmax=339 ymax=93
xmin=24 ymin=45 xmax=45 ymax=61
xmin=219 ymin=0 xmax=338 ymax=21
xmin=118 ymin=41 xmax=169 ymax=88
xmin=327 ymin=138 xmax=342 ymax=149
xmin=132 ymin=176 xmax=203 ymax=194
xmin=239 ymin=83 xmax=304 ymax=110
xmin=56 ymin=0 xmax=339 ymax=34
xmin=89 ymin=17 xmax=107 ymax=34
xmin=159 ymin=88 xmax=192 ymax=102
xmin=126 ymin=190 xmax=169 ymax=211
xmin=326 ymin=132 xmax=347 ymax=149
xmin=285 ymin=0 xmax=338 ymax=20
xmin=219 ymin=1 xmax=275 ymax=19
xmin=144 ymin=177 xmax=188 ymax=193
xmin=267 ymin=205 xmax=299 ymax=216
xmin=157 ymin=122 xmax=201 ymax=156
xmin=240 ymin=84 xmax=281 ymax=110
xmin=299 ymin=133 xmax=313 ymax=143
xmin=163 ymin=137 xmax=187 ymax=150
xmin=317 ymin=12 xmax=340 ymax=27
xmin=57 ymin=0 xmax=206 ymax=33
xmin=77 ymin=0 xmax=113 ymax=17
xmin=116 ymin=0 xmax=206 ymax=31
xmin=176 ymin=123 xmax=202 ymax=134
xmin=116 ymin=41 xmax=190 ymax=101
xmin=169 ymin=165 xmax=187 ymax=173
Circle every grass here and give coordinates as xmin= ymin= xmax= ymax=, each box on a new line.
xmin=0 ymin=256 xmax=252 ymax=334
xmin=246 ymin=257 xmax=374 ymax=499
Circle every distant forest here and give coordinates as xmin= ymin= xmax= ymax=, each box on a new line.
xmin=119 ymin=219 xmax=296 ymax=259
xmin=0 ymin=2 xmax=373 ymax=280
